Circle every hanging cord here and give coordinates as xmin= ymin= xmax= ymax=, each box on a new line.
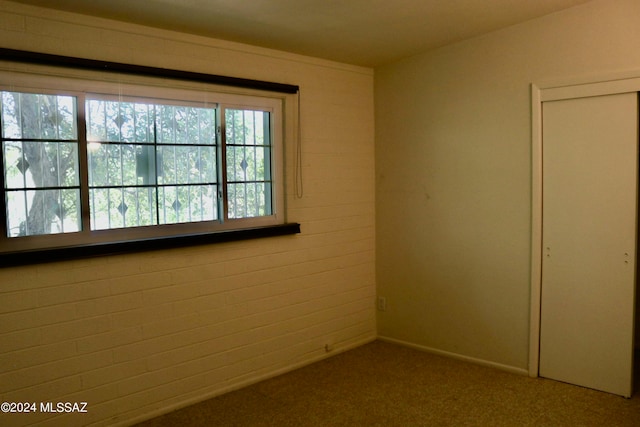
xmin=294 ymin=90 xmax=304 ymax=198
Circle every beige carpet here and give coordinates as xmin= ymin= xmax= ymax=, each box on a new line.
xmin=135 ymin=340 xmax=640 ymax=426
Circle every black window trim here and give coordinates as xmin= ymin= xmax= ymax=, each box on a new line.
xmin=0 ymin=49 xmax=301 ymax=268
xmin=0 ymin=48 xmax=299 ymax=94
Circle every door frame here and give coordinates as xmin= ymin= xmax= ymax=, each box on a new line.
xmin=529 ymin=71 xmax=640 ymax=377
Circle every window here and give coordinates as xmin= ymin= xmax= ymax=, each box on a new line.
xmin=0 ymin=66 xmax=296 ymax=262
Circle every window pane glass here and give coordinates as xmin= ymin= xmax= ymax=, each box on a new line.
xmin=158 ymin=184 xmax=217 ymax=224
xmin=3 ymin=140 xmax=26 ymax=189
xmin=6 ymin=189 xmax=80 ymax=236
xmin=88 ymin=143 xmax=152 ymax=187
xmin=156 ymin=105 xmax=217 ymax=145
xmin=1 ymin=92 xmax=77 ymax=140
xmin=193 ymin=108 xmax=216 ymax=144
xmin=105 ymin=101 xmax=121 ymax=142
xmin=134 ymin=103 xmax=154 ymax=142
xmin=158 ymin=145 xmax=217 ymax=185
xmin=87 ymin=99 xmax=155 ymax=143
xmin=226 ymin=146 xmax=270 ymax=182
xmin=225 ymin=109 xmax=272 ymax=219
xmin=1 ymin=91 xmax=79 ymax=238
xmin=6 ymin=141 xmax=80 ymax=189
xmin=226 ymin=109 xmax=267 ymax=146
xmin=86 ymin=96 xmax=218 ymax=230
xmin=227 ymin=182 xmax=269 ymax=219
xmin=1 ymin=92 xmax=20 ymax=139
xmin=90 ymin=187 xmax=158 ymax=230
xmin=118 ymin=102 xmax=136 ymax=142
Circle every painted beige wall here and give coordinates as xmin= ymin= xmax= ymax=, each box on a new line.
xmin=375 ymin=0 xmax=640 ymax=371
xmin=0 ymin=1 xmax=375 ymax=425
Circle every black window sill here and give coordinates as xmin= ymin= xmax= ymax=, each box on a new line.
xmin=0 ymin=223 xmax=300 ymax=268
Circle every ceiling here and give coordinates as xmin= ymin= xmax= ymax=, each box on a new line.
xmin=11 ymin=0 xmax=591 ymax=67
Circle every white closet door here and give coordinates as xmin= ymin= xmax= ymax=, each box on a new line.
xmin=540 ymin=92 xmax=637 ymax=397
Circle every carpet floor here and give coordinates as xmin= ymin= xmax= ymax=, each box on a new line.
xmin=135 ymin=340 xmax=640 ymax=426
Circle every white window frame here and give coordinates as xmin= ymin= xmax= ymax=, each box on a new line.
xmin=0 ymin=63 xmax=295 ymax=261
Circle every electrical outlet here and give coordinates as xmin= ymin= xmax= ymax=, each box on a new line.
xmin=377 ymin=296 xmax=387 ymax=311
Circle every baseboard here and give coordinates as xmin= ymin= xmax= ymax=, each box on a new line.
xmin=377 ymin=335 xmax=529 ymax=376
xmin=121 ymin=335 xmax=377 ymax=427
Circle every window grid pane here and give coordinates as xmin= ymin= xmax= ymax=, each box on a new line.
xmin=225 ymin=109 xmax=272 ymax=219
xmin=86 ymin=98 xmax=218 ymax=231
xmin=1 ymin=91 xmax=80 ymax=237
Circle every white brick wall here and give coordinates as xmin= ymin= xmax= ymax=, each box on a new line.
xmin=0 ymin=2 xmax=375 ymax=426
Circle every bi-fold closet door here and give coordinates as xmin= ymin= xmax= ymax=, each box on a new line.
xmin=540 ymin=92 xmax=637 ymax=398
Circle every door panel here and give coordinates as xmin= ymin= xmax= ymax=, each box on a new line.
xmin=540 ymin=93 xmax=637 ymax=397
